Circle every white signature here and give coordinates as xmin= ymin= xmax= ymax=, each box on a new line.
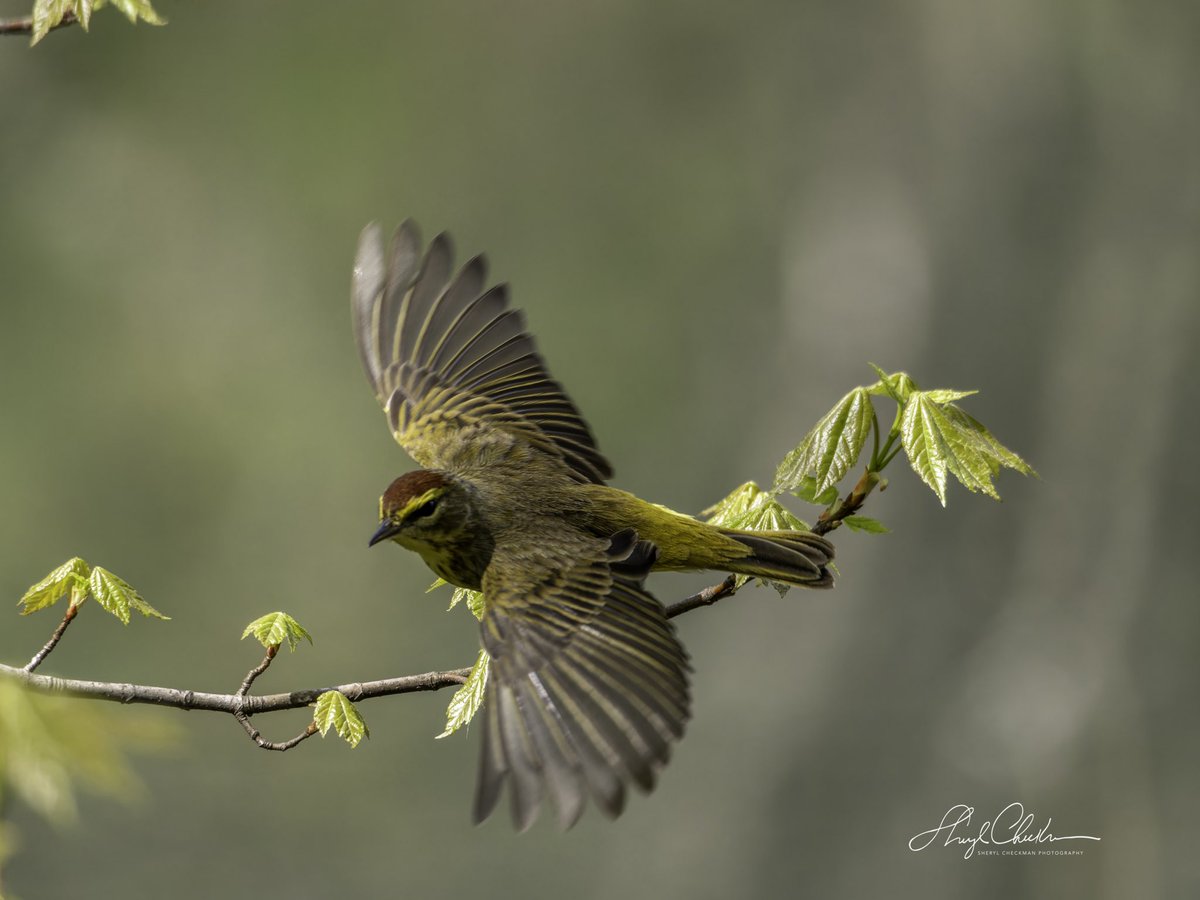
xmin=909 ymin=803 xmax=1101 ymax=859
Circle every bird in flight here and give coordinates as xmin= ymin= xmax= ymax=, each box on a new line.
xmin=352 ymin=220 xmax=834 ymax=830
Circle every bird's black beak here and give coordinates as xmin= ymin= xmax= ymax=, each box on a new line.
xmin=368 ymin=520 xmax=403 ymax=547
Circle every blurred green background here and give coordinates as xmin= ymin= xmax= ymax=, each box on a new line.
xmin=1 ymin=1 xmax=1196 ymax=897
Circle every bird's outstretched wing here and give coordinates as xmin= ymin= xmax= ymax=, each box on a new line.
xmin=474 ymin=529 xmax=690 ymax=830
xmin=352 ymin=220 xmax=613 ymax=483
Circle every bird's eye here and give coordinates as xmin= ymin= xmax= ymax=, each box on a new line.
xmin=411 ymin=498 xmax=439 ymax=520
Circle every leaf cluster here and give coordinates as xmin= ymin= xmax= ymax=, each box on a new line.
xmin=27 ymin=0 xmax=163 ymax=45
xmin=241 ymin=612 xmax=312 ymax=653
xmin=16 ymin=563 xmax=371 ymax=756
xmin=18 ymin=557 xmax=168 ymax=624
xmin=707 ymin=366 xmax=1033 ymax=545
xmin=779 ymin=365 xmax=1035 ymax=507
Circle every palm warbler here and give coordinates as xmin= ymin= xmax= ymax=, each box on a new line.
xmin=353 ymin=220 xmax=834 ymax=830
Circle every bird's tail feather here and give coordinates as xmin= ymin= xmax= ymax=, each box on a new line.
xmin=719 ymin=529 xmax=835 ymax=588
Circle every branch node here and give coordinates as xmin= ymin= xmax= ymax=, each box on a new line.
xmin=814 ymin=466 xmax=881 ymax=535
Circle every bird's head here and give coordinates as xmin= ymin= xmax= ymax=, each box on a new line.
xmin=369 ymin=470 xmax=473 ymax=553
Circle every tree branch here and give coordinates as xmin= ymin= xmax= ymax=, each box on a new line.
xmin=665 ymin=575 xmax=740 ymax=618
xmin=0 ymin=574 xmax=753 ymax=743
xmin=0 ymin=662 xmax=472 ymax=713
xmin=0 ymin=10 xmax=76 ymax=36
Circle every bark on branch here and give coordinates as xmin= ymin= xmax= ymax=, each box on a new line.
xmin=0 ymin=661 xmax=472 ymax=713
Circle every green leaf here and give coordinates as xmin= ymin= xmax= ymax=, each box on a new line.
xmin=30 ymin=0 xmax=73 ymax=44
xmin=75 ymin=0 xmax=94 ymax=29
xmin=843 ymin=515 xmax=890 ymax=534
xmin=435 ymin=577 xmax=486 ymax=619
xmin=88 ymin=567 xmax=168 ymax=625
xmin=241 ymin=612 xmax=312 ymax=651
xmin=941 ymin=404 xmax=1037 ymax=478
xmin=0 ymin=680 xmax=176 ymax=828
xmin=900 ymin=391 xmax=1033 ymax=505
xmin=436 ymin=649 xmax=489 ymax=739
xmin=704 ymin=482 xmax=811 ymax=533
xmin=32 ymin=0 xmax=167 ymax=43
xmin=104 ymin=0 xmax=165 ymax=25
xmin=427 ymin=577 xmax=448 ymax=593
xmin=900 ymin=393 xmax=953 ymax=504
xmin=790 ymin=475 xmax=840 ymax=508
xmin=445 ymin=586 xmax=485 ymax=620
xmin=774 ymin=387 xmax=874 ymax=497
xmin=923 ymin=388 xmax=977 ymax=404
xmin=313 ymin=690 xmax=369 ymax=748
xmin=18 ymin=558 xmax=91 ymax=615
xmin=866 ymin=365 xmax=917 ymax=404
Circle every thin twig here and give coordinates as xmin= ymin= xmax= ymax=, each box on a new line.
xmin=234 ymin=713 xmax=318 ymax=752
xmin=24 ymin=604 xmax=78 ymax=673
xmin=237 ymin=646 xmax=277 ymax=697
xmin=0 ymin=10 xmax=77 ymax=36
xmin=666 ymin=575 xmax=740 ymax=618
xmin=813 ymin=467 xmax=881 ymax=535
xmin=233 ymin=644 xmax=296 ymax=749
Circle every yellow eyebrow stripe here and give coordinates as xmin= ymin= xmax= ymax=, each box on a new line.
xmin=399 ymin=488 xmax=445 ymax=520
